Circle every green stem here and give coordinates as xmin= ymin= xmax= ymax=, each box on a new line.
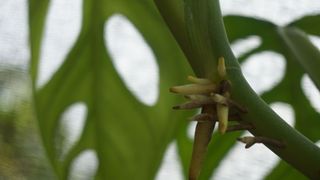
xmin=154 ymin=0 xmax=204 ymax=77
xmin=155 ymin=0 xmax=320 ymax=178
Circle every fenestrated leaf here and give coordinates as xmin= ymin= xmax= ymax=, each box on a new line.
xmin=28 ymin=0 xmax=194 ymax=179
xmin=262 ymin=27 xmax=320 ymax=180
xmin=224 ymin=16 xmax=276 ymax=44
xmin=261 ymin=45 xmax=320 ymax=179
xmin=224 ymin=15 xmax=320 ymax=179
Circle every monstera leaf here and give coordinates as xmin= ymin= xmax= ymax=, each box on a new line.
xmin=28 ymin=0 xmax=320 ymax=179
xmin=28 ymin=0 xmax=194 ymax=179
xmin=227 ymin=15 xmax=320 ymax=179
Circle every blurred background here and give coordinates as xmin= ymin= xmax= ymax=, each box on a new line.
xmin=1 ymin=0 xmax=320 ymax=179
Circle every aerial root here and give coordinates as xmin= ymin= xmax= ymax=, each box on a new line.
xmin=237 ymin=136 xmax=286 ymax=149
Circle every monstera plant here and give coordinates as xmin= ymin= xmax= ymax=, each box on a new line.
xmin=27 ymin=0 xmax=320 ymax=179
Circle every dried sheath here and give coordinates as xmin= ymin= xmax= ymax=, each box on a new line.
xmin=191 ymin=113 xmax=214 ymax=122
xmin=237 ymin=136 xmax=286 ymax=149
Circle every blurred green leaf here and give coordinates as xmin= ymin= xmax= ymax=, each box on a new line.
xmin=278 ymin=27 xmax=320 ymax=90
xmin=226 ymin=15 xmax=320 ymax=179
xmin=29 ymin=0 xmax=193 ymax=179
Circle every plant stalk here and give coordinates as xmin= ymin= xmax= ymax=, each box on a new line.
xmin=155 ymin=0 xmax=320 ymax=178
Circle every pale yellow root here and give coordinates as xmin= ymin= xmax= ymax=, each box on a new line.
xmin=187 ymin=75 xmax=212 ymax=85
xmin=170 ymin=84 xmax=217 ymax=95
xmin=217 ymin=104 xmax=229 ymax=134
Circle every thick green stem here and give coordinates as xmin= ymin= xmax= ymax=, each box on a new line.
xmin=155 ymin=0 xmax=320 ymax=178
xmin=154 ymin=0 xmax=202 ymax=76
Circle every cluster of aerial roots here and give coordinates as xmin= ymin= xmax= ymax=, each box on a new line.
xmin=170 ymin=57 xmax=285 ymax=180
xmin=170 ymin=57 xmax=250 ymax=133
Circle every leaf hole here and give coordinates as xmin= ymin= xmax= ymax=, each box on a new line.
xmin=270 ymin=102 xmax=295 ymax=127
xmin=301 ymin=74 xmax=320 ymax=113
xmin=155 ymin=142 xmax=184 ymax=180
xmin=309 ymin=35 xmax=320 ymax=50
xmin=0 ymin=0 xmax=29 ymax=67
xmin=213 ymin=102 xmax=294 ymax=179
xmin=187 ymin=109 xmax=202 ymax=140
xmin=230 ymin=35 xmax=262 ymax=58
xmin=104 ymin=14 xmax=159 ymax=106
xmin=37 ymin=0 xmax=82 ymax=88
xmin=187 ymin=121 xmax=197 ymax=140
xmin=69 ymin=150 xmax=98 ymax=180
xmin=213 ymin=130 xmax=279 ymax=180
xmin=241 ymin=51 xmax=286 ymax=95
xmin=56 ymin=102 xmax=87 ymax=159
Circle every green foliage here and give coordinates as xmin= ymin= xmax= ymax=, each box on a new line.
xmin=208 ymin=15 xmax=320 ymax=180
xmin=29 ymin=0 xmax=193 ymax=179
xmin=26 ymin=0 xmax=320 ymax=179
